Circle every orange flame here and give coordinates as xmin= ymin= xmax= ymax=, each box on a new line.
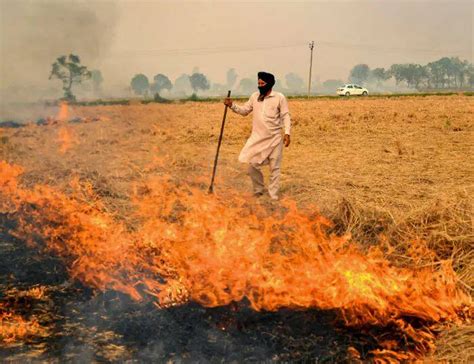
xmin=0 ymin=303 xmax=47 ymax=345
xmin=57 ymin=127 xmax=78 ymax=153
xmin=56 ymin=101 xmax=69 ymax=122
xmin=0 ymin=161 xmax=471 ymax=359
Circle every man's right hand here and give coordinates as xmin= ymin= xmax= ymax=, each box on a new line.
xmin=224 ymin=98 xmax=233 ymax=107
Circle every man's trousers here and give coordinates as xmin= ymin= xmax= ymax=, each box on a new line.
xmin=247 ymin=141 xmax=283 ymax=200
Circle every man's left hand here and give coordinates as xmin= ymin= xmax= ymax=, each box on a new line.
xmin=284 ymin=134 xmax=290 ymax=147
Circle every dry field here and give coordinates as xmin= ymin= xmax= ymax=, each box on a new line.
xmin=1 ymin=94 xmax=473 ymax=361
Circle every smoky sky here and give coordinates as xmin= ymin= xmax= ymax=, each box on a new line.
xmin=0 ymin=0 xmax=118 ymax=97
xmin=0 ymin=0 xmax=472 ymax=98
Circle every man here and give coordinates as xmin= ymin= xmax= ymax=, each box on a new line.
xmin=224 ymin=71 xmax=291 ymax=200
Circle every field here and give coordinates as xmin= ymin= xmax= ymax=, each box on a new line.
xmin=1 ymin=95 xmax=473 ymax=361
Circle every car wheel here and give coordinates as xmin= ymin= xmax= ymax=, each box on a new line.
xmin=362 ymin=91 xmax=368 ymax=96
xmin=345 ymin=92 xmax=350 ymax=96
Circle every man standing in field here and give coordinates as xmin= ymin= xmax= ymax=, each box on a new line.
xmin=224 ymin=72 xmax=291 ymax=200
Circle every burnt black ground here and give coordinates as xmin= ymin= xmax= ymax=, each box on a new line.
xmin=0 ymin=213 xmax=389 ymax=362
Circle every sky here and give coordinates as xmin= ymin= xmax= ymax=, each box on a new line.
xmin=0 ymin=0 xmax=472 ymax=99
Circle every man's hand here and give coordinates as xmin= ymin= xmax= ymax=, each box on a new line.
xmin=284 ymin=134 xmax=290 ymax=147
xmin=224 ymin=98 xmax=233 ymax=107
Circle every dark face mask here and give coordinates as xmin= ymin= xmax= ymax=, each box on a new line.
xmin=258 ymin=84 xmax=272 ymax=99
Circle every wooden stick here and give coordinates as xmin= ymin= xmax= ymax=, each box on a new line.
xmin=208 ymin=90 xmax=231 ymax=193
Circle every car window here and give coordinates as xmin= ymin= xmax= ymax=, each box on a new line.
xmin=356 ymin=86 xmax=362 ymax=89
xmin=348 ymin=85 xmax=353 ymax=88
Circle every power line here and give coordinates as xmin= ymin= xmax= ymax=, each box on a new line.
xmin=317 ymin=41 xmax=470 ymax=55
xmin=110 ymin=43 xmax=307 ymax=57
xmin=107 ymin=41 xmax=470 ymax=58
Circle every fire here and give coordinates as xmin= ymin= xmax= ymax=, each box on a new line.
xmin=51 ymin=101 xmax=78 ymax=153
xmin=57 ymin=126 xmax=78 ymax=153
xmin=0 ymin=161 xmax=471 ymax=359
xmin=4 ymin=286 xmax=47 ymax=300
xmin=56 ymin=101 xmax=69 ymax=121
xmin=0 ymin=303 xmax=47 ymax=346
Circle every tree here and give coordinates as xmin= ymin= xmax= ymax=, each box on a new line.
xmin=49 ymin=54 xmax=91 ymax=101
xmin=237 ymin=78 xmax=255 ymax=95
xmin=443 ymin=57 xmax=458 ymax=88
xmin=349 ymin=64 xmax=370 ymax=85
xmin=371 ymin=68 xmax=391 ymax=85
xmin=405 ymin=64 xmax=428 ymax=89
xmin=427 ymin=57 xmax=457 ymax=88
xmin=285 ymin=73 xmax=305 ymax=93
xmin=388 ymin=64 xmax=428 ymax=89
xmin=427 ymin=60 xmax=444 ymax=88
xmin=226 ymin=68 xmax=238 ymax=89
xmin=130 ymin=74 xmax=150 ymax=96
xmin=150 ymin=74 xmax=172 ymax=96
xmin=389 ymin=64 xmax=405 ymax=85
xmin=449 ymin=57 xmax=470 ymax=88
xmin=90 ymin=70 xmax=103 ymax=94
xmin=468 ymin=64 xmax=474 ymax=89
xmin=189 ymin=73 xmax=210 ymax=95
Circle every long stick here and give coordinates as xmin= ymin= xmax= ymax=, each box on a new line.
xmin=208 ymin=90 xmax=231 ymax=193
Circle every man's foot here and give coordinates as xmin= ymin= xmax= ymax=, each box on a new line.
xmin=269 ymin=195 xmax=279 ymax=201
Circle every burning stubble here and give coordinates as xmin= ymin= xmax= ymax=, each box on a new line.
xmin=0 ymin=161 xmax=471 ymax=361
xmin=55 ymin=102 xmax=78 ymax=154
xmin=1 ymin=95 xmax=473 ymax=361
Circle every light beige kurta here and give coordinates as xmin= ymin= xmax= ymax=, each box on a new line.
xmin=230 ymin=91 xmax=291 ymax=164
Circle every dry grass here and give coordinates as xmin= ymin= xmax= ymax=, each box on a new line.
xmin=1 ymin=94 xmax=473 ymax=361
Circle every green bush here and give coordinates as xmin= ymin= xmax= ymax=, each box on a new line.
xmin=74 ymin=99 xmax=130 ymax=106
xmin=153 ymin=93 xmax=171 ymax=103
xmin=188 ymin=93 xmax=199 ymax=101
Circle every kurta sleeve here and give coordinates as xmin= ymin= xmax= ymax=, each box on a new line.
xmin=230 ymin=95 xmax=253 ymax=116
xmin=280 ymin=94 xmax=291 ymax=135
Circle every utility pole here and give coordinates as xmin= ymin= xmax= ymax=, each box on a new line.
xmin=307 ymin=41 xmax=315 ymax=98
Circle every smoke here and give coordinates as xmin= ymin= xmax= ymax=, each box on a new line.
xmin=0 ymin=0 xmax=118 ymax=118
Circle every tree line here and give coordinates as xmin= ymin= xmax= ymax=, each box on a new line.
xmin=49 ymin=54 xmax=473 ymax=101
xmin=128 ymin=70 xmax=311 ymax=99
xmin=130 ymin=73 xmax=210 ymax=99
xmin=348 ymin=57 xmax=474 ymax=90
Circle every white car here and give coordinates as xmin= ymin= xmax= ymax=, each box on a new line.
xmin=337 ymin=84 xmax=369 ymax=96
